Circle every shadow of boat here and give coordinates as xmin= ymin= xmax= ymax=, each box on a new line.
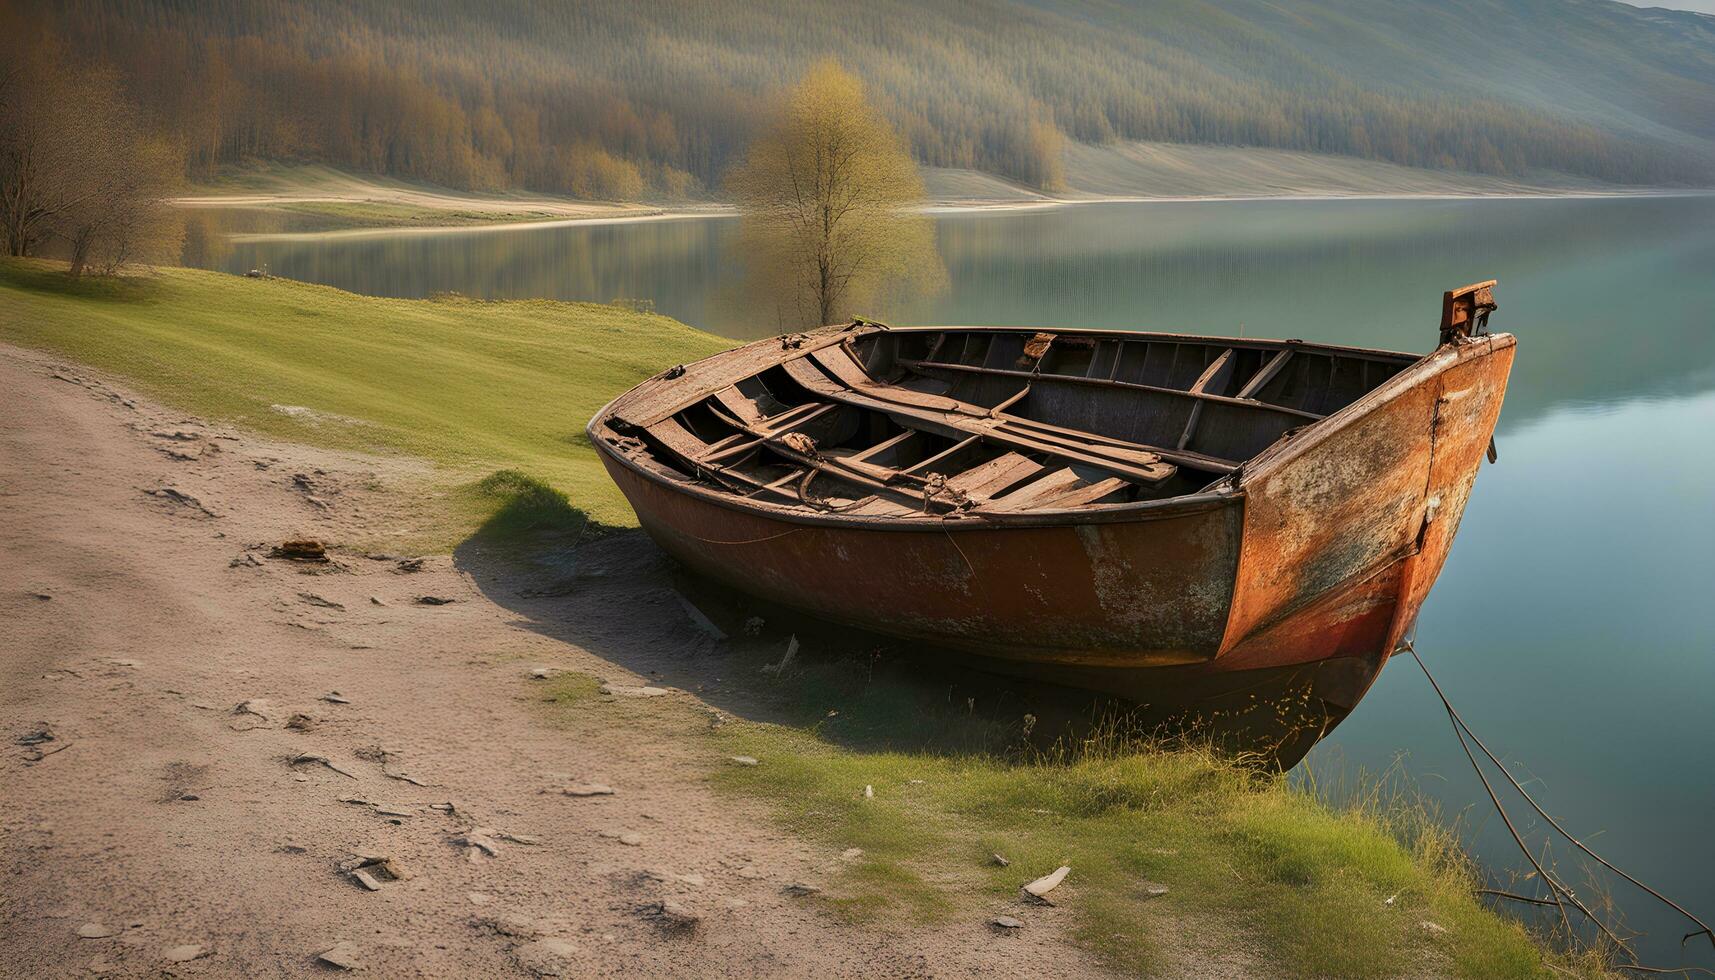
xmin=457 ymin=527 xmax=1368 ymax=768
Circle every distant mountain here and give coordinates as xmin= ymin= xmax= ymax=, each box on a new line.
xmin=29 ymin=0 xmax=1715 ymax=197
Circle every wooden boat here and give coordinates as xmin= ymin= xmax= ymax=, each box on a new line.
xmin=590 ymin=282 xmax=1512 ymax=760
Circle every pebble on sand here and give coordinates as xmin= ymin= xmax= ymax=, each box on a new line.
xmin=318 ymin=940 xmax=361 ymax=970
xmin=163 ymin=944 xmax=207 ymax=963
xmin=515 ymin=937 xmax=578 ymax=975
xmin=638 ymin=900 xmax=699 ymax=931
xmin=559 ymin=783 xmax=616 ymax=797
xmin=77 ymin=923 xmax=117 ymax=939
xmin=992 ymin=916 xmax=1025 ymax=930
xmin=477 ymin=913 xmax=542 ymax=938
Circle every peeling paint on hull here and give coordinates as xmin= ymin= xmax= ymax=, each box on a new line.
xmin=592 ymin=317 xmax=1514 ymax=761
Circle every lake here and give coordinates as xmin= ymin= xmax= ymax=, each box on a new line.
xmin=186 ymin=195 xmax=1715 ymax=964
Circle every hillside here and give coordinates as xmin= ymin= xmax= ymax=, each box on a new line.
xmin=21 ymin=0 xmax=1715 ymax=200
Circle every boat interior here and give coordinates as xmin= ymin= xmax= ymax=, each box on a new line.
xmin=601 ymin=327 xmax=1419 ymax=518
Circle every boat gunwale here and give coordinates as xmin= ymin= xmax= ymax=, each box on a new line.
xmin=875 ymin=323 xmax=1424 ymax=363
xmin=588 ymin=326 xmax=1515 ymax=532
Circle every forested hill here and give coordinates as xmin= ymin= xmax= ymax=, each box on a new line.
xmin=26 ymin=0 xmax=1715 ymax=198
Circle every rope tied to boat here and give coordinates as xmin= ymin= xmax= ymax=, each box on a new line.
xmin=1405 ymin=639 xmax=1714 ymax=971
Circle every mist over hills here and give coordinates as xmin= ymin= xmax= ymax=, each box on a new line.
xmin=29 ymin=0 xmax=1715 ymax=198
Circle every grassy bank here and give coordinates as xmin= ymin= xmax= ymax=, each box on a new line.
xmin=0 ymin=258 xmax=727 ymax=529
xmin=718 ymin=726 xmax=1547 ymax=977
xmin=533 ymin=637 xmax=1577 ymax=979
xmin=3 ymin=256 xmax=1577 ymax=976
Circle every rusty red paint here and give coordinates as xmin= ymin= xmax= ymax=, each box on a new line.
xmin=590 ymin=286 xmax=1514 ymax=759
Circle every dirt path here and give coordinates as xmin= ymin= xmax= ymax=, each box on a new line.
xmin=0 ymin=344 xmax=1113 ymax=977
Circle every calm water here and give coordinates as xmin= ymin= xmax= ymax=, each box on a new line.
xmin=189 ymin=196 xmax=1715 ymax=962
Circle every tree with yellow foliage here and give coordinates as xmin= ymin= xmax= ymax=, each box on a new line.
xmin=728 ymin=60 xmax=943 ymax=331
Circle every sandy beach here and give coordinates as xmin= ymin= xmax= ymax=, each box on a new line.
xmin=0 ymin=343 xmax=1114 ymax=977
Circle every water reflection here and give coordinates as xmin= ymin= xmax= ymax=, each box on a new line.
xmin=193 ymin=196 xmax=1715 ymax=427
xmin=195 ymin=208 xmax=734 ymax=318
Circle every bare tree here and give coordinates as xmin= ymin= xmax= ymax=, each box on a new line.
xmin=56 ymin=91 xmax=183 ymax=277
xmin=0 ymin=33 xmax=182 ymax=273
xmin=0 ymin=44 xmax=76 ymax=257
xmin=727 ymin=60 xmax=943 ymax=331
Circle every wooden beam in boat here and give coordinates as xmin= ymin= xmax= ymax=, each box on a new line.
xmin=984 ymin=469 xmax=1128 ymax=513
xmin=1177 ymin=349 xmax=1234 ymax=450
xmin=899 ymin=434 xmax=982 ymax=476
xmin=700 ymin=401 xmax=965 ymax=513
xmin=886 ymin=324 xmax=1413 ymax=365
xmin=781 ymin=358 xmax=1179 ymax=486
xmin=701 ymin=436 xmax=765 ymax=465
xmin=840 ymin=495 xmax=920 ymax=517
xmin=787 ymin=351 xmax=1230 ymax=472
xmin=1192 ymin=349 xmax=1235 ymax=393
xmin=999 ymin=414 xmax=1238 ymax=474
xmin=897 ymin=357 xmax=1323 ymax=423
xmin=642 ymin=418 xmax=801 ymax=501
xmin=1237 ymin=348 xmax=1293 ymax=400
xmin=846 ymin=428 xmax=919 ymax=464
xmin=699 ymin=403 xmax=843 ymax=464
xmin=618 ymin=326 xmax=878 ymax=428
xmin=1041 ymin=476 xmax=1131 ymax=509
xmin=945 ymin=452 xmax=1045 ymax=500
xmin=987 ymin=385 xmax=1032 ymax=416
xmin=711 ymin=385 xmax=768 ymax=424
xmin=812 ymin=345 xmax=983 ymax=416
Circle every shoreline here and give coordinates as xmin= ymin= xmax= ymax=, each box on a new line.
xmin=189 ymin=187 xmax=1715 ymax=243
xmin=0 ymin=260 xmax=1597 ymax=976
xmin=214 ymin=206 xmax=732 ymax=243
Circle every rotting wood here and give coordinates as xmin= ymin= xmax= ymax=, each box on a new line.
xmin=777 ymin=358 xmax=1177 ymax=486
xmin=898 ymin=357 xmax=1323 ymax=421
xmin=588 ymin=292 xmax=1513 ymax=768
xmin=1236 ymin=348 xmax=1294 ymax=399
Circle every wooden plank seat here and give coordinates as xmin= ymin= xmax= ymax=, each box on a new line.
xmin=778 ymin=356 xmax=1181 ymax=487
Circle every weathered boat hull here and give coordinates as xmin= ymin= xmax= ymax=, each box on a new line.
xmin=593 ymin=276 xmax=1516 ymax=758
xmin=592 ymin=295 xmax=1514 ymax=759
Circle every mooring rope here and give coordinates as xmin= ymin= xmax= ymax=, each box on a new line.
xmin=1405 ymin=639 xmax=1715 ymax=973
xmin=675 ymin=526 xmax=805 ymax=546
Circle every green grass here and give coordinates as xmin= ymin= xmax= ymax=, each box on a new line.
xmin=536 ymin=670 xmax=604 ymax=710
xmin=711 ymin=720 xmax=1562 ymax=978
xmin=0 ymin=258 xmax=728 ymax=529
xmin=531 ymin=628 xmax=1583 ymax=979
xmin=460 ymin=469 xmax=606 ymax=541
